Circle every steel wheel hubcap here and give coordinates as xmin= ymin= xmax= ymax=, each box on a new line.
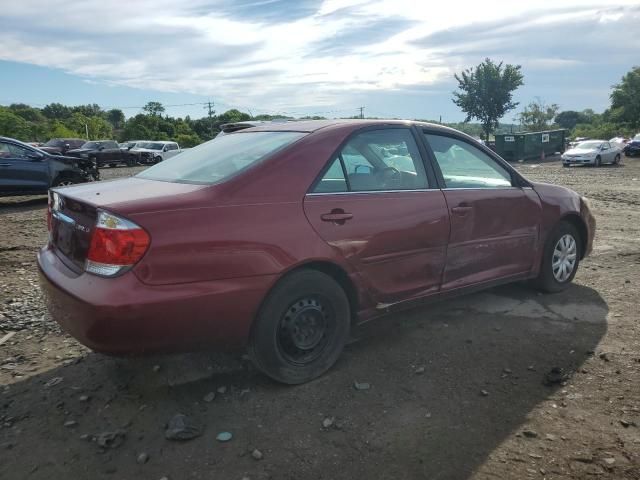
xmin=552 ymin=234 xmax=577 ymax=282
xmin=278 ymin=297 xmax=332 ymax=365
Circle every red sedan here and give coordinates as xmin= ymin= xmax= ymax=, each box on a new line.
xmin=38 ymin=120 xmax=595 ymax=384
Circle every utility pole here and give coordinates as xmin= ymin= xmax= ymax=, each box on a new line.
xmin=358 ymin=106 xmax=365 ymax=119
xmin=204 ymin=100 xmax=215 ymax=138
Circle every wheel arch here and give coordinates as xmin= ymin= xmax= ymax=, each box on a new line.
xmin=258 ymin=260 xmax=360 ymax=326
xmin=560 ymin=213 xmax=588 ymax=259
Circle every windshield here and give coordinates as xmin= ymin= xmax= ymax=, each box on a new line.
xmin=576 ymin=141 xmax=602 ymax=149
xmin=137 ymin=131 xmax=306 ymax=185
xmin=81 ymin=141 xmax=101 ymax=149
xmin=138 ymin=142 xmax=164 ymax=150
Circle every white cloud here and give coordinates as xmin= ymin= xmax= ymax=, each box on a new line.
xmin=0 ymin=0 xmax=638 ymax=113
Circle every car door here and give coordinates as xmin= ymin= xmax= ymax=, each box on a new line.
xmin=600 ymin=142 xmax=614 ymax=162
xmin=421 ymin=131 xmax=542 ymax=291
xmin=0 ymin=140 xmax=50 ymax=193
xmin=304 ymin=127 xmax=450 ymax=305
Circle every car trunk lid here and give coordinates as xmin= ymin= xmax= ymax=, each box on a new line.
xmin=49 ymin=177 xmax=210 ymax=272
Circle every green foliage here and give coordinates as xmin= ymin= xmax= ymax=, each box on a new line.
xmin=452 ymin=58 xmax=524 ymax=140
xmin=0 ymin=107 xmax=32 ymax=139
xmin=142 ymin=101 xmax=165 ymax=116
xmin=610 ymin=66 xmax=640 ymax=129
xmin=106 ymin=109 xmax=125 ymax=129
xmin=174 ymin=133 xmax=202 ymax=148
xmin=573 ymin=122 xmax=631 ymax=140
xmin=518 ymin=99 xmax=560 ymax=132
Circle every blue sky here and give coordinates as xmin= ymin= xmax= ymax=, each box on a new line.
xmin=0 ymin=1 xmax=638 ymax=122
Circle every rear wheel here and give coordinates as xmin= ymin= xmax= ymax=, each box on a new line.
xmin=248 ymin=270 xmax=350 ymax=384
xmin=534 ymin=222 xmax=581 ymax=293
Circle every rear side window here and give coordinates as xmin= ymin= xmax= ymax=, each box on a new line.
xmin=313 ymin=128 xmax=428 ymax=193
xmin=137 ymin=131 xmax=305 ymax=185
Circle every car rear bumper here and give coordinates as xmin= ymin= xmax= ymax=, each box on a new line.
xmin=37 ymin=246 xmax=276 ymax=355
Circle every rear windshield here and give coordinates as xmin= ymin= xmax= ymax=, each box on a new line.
xmin=137 ymin=131 xmax=306 ymax=185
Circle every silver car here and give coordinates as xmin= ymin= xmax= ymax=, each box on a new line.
xmin=561 ymin=140 xmax=621 ymax=167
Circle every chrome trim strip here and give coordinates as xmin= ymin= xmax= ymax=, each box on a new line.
xmin=306 ymin=188 xmax=438 ymax=196
xmin=52 ymin=211 xmax=75 ymax=225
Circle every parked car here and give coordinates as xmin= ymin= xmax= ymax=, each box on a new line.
xmin=66 ymin=140 xmax=136 ymax=167
xmin=0 ymin=136 xmax=98 ymax=196
xmin=129 ymin=141 xmax=181 ymax=164
xmin=119 ymin=140 xmax=144 ymax=150
xmin=623 ymin=134 xmax=640 ymax=157
xmin=39 ymin=120 xmax=595 ymax=384
xmin=568 ymin=137 xmax=590 ymax=149
xmin=561 ymin=140 xmax=621 ymax=167
xmin=39 ymin=138 xmax=86 ymax=156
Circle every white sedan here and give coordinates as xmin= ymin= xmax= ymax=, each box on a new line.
xmin=561 ymin=140 xmax=621 ymax=167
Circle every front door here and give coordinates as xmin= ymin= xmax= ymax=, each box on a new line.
xmin=0 ymin=141 xmax=50 ymax=193
xmin=304 ymin=127 xmax=450 ymax=305
xmin=421 ymin=131 xmax=542 ymax=291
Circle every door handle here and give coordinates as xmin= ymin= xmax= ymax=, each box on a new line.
xmin=321 ymin=210 xmax=353 ymax=223
xmin=451 ymin=205 xmax=473 ymax=216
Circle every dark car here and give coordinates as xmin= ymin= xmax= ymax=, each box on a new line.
xmin=623 ymin=134 xmax=640 ymax=157
xmin=39 ymin=138 xmax=86 ymax=156
xmin=38 ymin=120 xmax=595 ymax=384
xmin=67 ymin=140 xmax=136 ymax=167
xmin=0 ymin=136 xmax=99 ymax=196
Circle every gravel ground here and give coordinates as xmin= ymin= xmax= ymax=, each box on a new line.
xmin=0 ymin=160 xmax=638 ymax=480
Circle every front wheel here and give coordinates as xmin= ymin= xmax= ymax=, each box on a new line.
xmin=248 ymin=270 xmax=350 ymax=384
xmin=613 ymin=154 xmax=621 ymax=165
xmin=594 ymin=155 xmax=601 ymax=167
xmin=534 ymin=222 xmax=581 ymax=293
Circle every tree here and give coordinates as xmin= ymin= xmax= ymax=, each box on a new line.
xmin=518 ymin=98 xmax=560 ymax=132
xmin=142 ymin=101 xmax=165 ymax=117
xmin=0 ymin=107 xmax=32 ymax=140
xmin=106 ymin=109 xmax=125 ymax=129
xmin=555 ymin=111 xmax=582 ymax=130
xmin=609 ymin=66 xmax=640 ymax=129
xmin=42 ymin=103 xmax=72 ymax=120
xmin=72 ymin=103 xmax=103 ymax=117
xmin=216 ymin=109 xmax=251 ymax=125
xmin=452 ymin=58 xmax=524 ymax=140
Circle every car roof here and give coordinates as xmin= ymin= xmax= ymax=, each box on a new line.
xmin=236 ymin=119 xmax=464 ymax=135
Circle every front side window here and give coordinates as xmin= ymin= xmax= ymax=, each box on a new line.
xmin=313 ymin=128 xmax=428 ymax=193
xmin=137 ymin=131 xmax=306 ymax=185
xmin=1 ymin=142 xmax=32 ymax=159
xmin=423 ymin=133 xmax=513 ymax=189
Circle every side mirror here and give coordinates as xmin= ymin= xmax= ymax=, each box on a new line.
xmin=27 ymin=152 xmax=44 ymax=161
xmin=63 ymin=143 xmax=70 ymax=150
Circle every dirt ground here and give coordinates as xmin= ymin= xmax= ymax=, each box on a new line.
xmin=0 ymin=159 xmax=639 ymax=480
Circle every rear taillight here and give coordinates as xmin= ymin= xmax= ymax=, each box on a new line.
xmin=85 ymin=210 xmax=150 ymax=277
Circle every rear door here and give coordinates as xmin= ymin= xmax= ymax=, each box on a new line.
xmin=421 ymin=131 xmax=541 ymax=291
xmin=0 ymin=140 xmax=50 ymax=193
xmin=304 ymin=127 xmax=450 ymax=305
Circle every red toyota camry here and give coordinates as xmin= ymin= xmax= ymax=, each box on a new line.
xmin=38 ymin=120 xmax=595 ymax=384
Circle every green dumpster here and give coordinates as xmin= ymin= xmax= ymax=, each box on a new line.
xmin=495 ymin=129 xmax=567 ymax=161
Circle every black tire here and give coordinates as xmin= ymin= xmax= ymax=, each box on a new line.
xmin=52 ymin=176 xmax=79 ymax=187
xmin=594 ymin=155 xmax=601 ymax=167
xmin=248 ymin=270 xmax=350 ymax=384
xmin=126 ymin=156 xmax=136 ymax=167
xmin=154 ymin=156 xmax=162 ymax=164
xmin=613 ymin=154 xmax=621 ymax=165
xmin=109 ymin=163 xmax=117 ymax=168
xmin=534 ymin=221 xmax=581 ymax=293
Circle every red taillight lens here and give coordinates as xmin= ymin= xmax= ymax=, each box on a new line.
xmin=87 ymin=227 xmax=150 ymax=265
xmin=85 ymin=210 xmax=150 ymax=276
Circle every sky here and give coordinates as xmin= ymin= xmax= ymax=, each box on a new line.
xmin=0 ymin=0 xmax=638 ymax=122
